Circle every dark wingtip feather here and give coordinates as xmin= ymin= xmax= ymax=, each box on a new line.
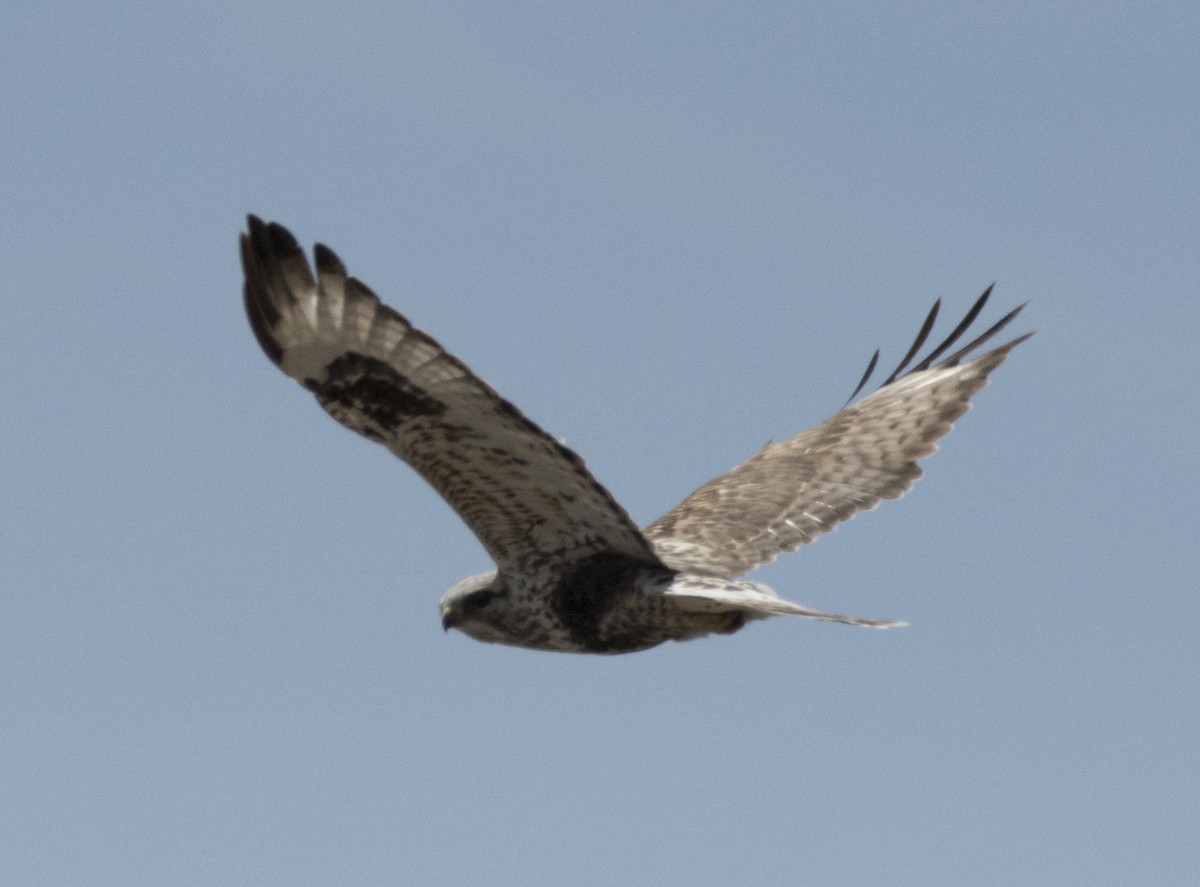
xmin=941 ymin=300 xmax=1029 ymax=366
xmin=240 ymin=215 xmax=296 ymax=367
xmin=313 ymin=242 xmax=347 ymax=277
xmin=882 ymin=298 xmax=941 ymax=386
xmin=910 ymin=284 xmax=993 ymax=373
xmin=847 ymin=284 xmax=1031 ymax=404
xmin=264 ymin=219 xmax=302 ymax=257
xmin=844 ymin=349 xmax=880 ymax=406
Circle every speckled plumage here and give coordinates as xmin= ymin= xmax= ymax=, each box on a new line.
xmin=241 ymin=216 xmax=1031 ymax=654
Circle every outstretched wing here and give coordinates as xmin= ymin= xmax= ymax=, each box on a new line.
xmin=644 ymin=288 xmax=1032 ymax=578
xmin=241 ymin=216 xmax=661 ymax=576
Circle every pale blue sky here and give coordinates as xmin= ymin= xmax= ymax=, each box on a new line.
xmin=3 ymin=2 xmax=1197 ymax=885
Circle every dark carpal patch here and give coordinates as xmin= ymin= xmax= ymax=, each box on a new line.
xmin=316 ymin=353 xmax=446 ymax=438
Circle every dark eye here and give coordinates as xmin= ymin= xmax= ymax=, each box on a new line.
xmin=461 ymin=590 xmax=496 ymax=615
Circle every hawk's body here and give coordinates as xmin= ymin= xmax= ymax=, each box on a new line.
xmin=242 ymin=217 xmax=1030 ymax=654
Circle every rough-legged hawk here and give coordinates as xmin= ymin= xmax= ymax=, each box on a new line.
xmin=241 ymin=217 xmax=1031 ymax=654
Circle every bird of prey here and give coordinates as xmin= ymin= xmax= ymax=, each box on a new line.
xmin=241 ymin=216 xmax=1031 ymax=654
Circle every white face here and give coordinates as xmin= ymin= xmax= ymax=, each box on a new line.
xmin=440 ymin=571 xmax=511 ymax=644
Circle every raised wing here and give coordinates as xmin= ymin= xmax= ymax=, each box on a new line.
xmin=644 ymin=288 xmax=1031 ymax=578
xmin=241 ymin=216 xmax=661 ymax=576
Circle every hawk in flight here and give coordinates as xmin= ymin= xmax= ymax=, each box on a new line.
xmin=242 ymin=217 xmax=1031 ymax=654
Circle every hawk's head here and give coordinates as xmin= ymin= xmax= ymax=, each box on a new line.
xmin=440 ymin=571 xmax=515 ymax=646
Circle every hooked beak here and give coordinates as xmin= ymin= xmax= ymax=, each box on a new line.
xmin=441 ymin=607 xmax=456 ymax=633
